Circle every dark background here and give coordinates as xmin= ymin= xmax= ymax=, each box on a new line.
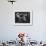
xmin=15 ymin=12 xmax=30 ymax=23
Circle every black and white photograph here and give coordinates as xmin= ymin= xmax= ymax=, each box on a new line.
xmin=15 ymin=11 xmax=32 ymax=26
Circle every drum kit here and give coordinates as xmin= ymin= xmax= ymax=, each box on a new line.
xmin=1 ymin=32 xmax=45 ymax=46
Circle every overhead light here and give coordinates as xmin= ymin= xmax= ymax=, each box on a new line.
xmin=8 ymin=0 xmax=16 ymax=4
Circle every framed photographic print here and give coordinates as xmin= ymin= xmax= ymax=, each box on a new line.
xmin=15 ymin=11 xmax=33 ymax=26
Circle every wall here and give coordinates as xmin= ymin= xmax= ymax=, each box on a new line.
xmin=0 ymin=0 xmax=46 ymax=41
